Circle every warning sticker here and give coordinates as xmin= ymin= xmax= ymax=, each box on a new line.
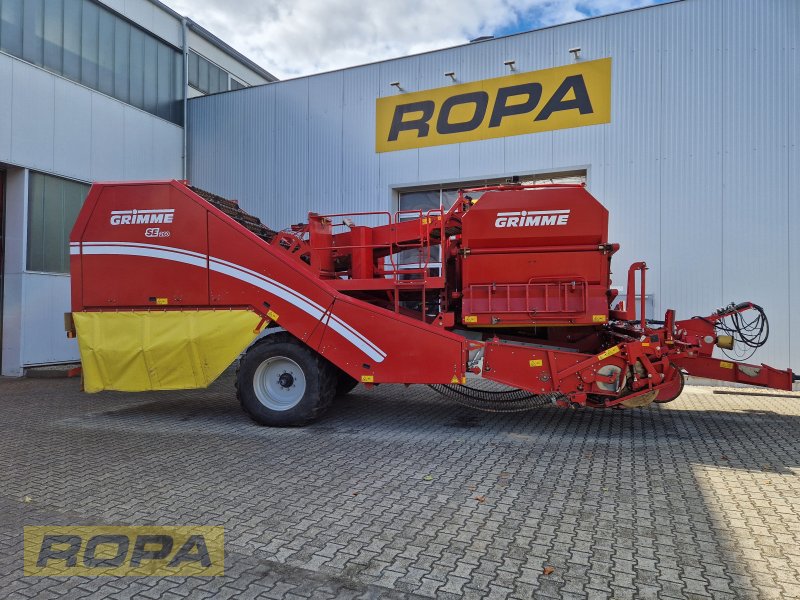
xmin=597 ymin=346 xmax=620 ymax=361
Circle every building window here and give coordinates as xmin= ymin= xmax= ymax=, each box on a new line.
xmin=27 ymin=172 xmax=90 ymax=274
xmin=0 ymin=0 xmax=183 ymax=125
xmin=188 ymin=49 xmax=245 ymax=94
xmin=397 ymin=171 xmax=587 ymax=213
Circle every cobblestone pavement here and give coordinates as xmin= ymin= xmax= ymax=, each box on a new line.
xmin=1 ymin=374 xmax=799 ymax=599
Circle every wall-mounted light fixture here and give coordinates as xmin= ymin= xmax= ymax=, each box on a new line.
xmin=569 ymin=47 xmax=581 ymax=60
xmin=444 ymin=71 xmax=456 ymax=81
xmin=504 ymin=60 xmax=516 ymax=72
xmin=389 ymin=81 xmax=403 ymax=91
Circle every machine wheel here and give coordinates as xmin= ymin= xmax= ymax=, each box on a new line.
xmin=336 ymin=372 xmax=359 ymax=397
xmin=236 ymin=333 xmax=336 ymax=426
xmin=654 ymin=366 xmax=685 ymax=404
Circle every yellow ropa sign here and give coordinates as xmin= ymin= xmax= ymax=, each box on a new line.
xmin=24 ymin=526 xmax=224 ymax=576
xmin=376 ymin=58 xmax=611 ymax=153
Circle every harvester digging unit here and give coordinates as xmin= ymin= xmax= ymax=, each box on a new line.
xmin=68 ymin=181 xmax=797 ymax=425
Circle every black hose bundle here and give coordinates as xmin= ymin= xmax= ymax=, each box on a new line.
xmin=428 ymin=381 xmax=563 ymax=412
xmin=714 ymin=303 xmax=770 ymax=361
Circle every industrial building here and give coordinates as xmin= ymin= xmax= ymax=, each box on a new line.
xmin=1 ymin=0 xmax=798 ymax=375
xmin=0 ymin=0 xmax=275 ymax=375
xmin=187 ymin=0 xmax=799 ymax=371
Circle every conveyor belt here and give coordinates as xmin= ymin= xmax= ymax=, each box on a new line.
xmin=190 ymin=186 xmax=277 ymax=243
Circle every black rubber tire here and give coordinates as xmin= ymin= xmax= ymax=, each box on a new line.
xmin=236 ymin=333 xmax=336 ymax=426
xmin=336 ymin=372 xmax=359 ymax=397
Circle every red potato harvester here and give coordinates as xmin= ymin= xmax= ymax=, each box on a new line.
xmin=67 ymin=181 xmax=797 ymax=425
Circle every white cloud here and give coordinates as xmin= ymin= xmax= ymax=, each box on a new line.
xmin=163 ymin=0 xmax=662 ymax=79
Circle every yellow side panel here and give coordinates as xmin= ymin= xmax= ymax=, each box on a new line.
xmin=73 ymin=310 xmax=261 ymax=392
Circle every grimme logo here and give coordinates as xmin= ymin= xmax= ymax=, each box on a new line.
xmin=495 ymin=209 xmax=570 ymax=228
xmin=376 ymin=58 xmax=611 ymax=153
xmin=110 ymin=208 xmax=175 ymax=225
xmin=23 ymin=526 xmax=224 ymax=576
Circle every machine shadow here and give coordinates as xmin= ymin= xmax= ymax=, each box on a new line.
xmin=97 ymin=378 xmax=800 ymax=476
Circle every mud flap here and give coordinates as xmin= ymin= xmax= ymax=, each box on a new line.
xmin=74 ymin=310 xmax=262 ymax=392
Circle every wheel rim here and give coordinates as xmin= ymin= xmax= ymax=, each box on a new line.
xmin=253 ymin=356 xmax=307 ymax=411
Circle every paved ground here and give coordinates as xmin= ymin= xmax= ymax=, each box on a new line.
xmin=0 ymin=374 xmax=799 ymax=599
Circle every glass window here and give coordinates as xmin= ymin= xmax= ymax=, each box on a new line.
xmin=156 ymin=42 xmax=172 ymax=121
xmin=188 ymin=49 xmax=199 ymax=88
xmin=173 ymin=51 xmax=183 ymax=123
xmin=198 ymin=54 xmax=209 ymax=92
xmin=80 ymin=0 xmax=99 ymax=88
xmin=128 ymin=25 xmax=144 ymax=109
xmin=97 ymin=8 xmax=114 ymax=95
xmin=209 ymin=63 xmax=222 ymax=93
xmin=188 ymin=49 xmax=244 ymax=95
xmin=22 ymin=0 xmax=44 ymax=66
xmin=398 ymin=171 xmax=588 ymax=214
xmin=113 ymin=17 xmax=129 ymax=103
xmin=62 ymin=0 xmax=81 ymax=80
xmin=142 ymin=34 xmax=158 ymax=114
xmin=0 ymin=0 xmax=182 ymax=125
xmin=218 ymin=67 xmax=228 ymax=93
xmin=27 ymin=172 xmax=90 ymax=274
xmin=1 ymin=0 xmax=24 ymax=57
xmin=43 ymin=0 xmax=64 ymax=72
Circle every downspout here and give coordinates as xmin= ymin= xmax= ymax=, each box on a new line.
xmin=181 ymin=17 xmax=189 ymax=180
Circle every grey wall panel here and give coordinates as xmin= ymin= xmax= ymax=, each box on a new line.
xmin=414 ymin=47 xmax=462 ymax=91
xmin=54 ymin=79 xmax=92 ymax=180
xmin=657 ymin=0 xmax=724 ymax=320
xmin=1 ymin=168 xmax=27 ymax=376
xmin=146 ymin=2 xmax=183 ymax=49
xmin=340 ymin=67 xmax=380 ymax=218
xmin=0 ymin=54 xmax=12 ymax=162
xmin=720 ymin=0 xmax=791 ymax=368
xmin=503 ymin=28 xmax=555 ymax=176
xmin=120 ymin=0 xmax=154 ymax=38
xmin=241 ymin=85 xmax=277 ymax=223
xmin=11 ymin=60 xmax=55 ymax=172
xmin=308 ymin=72 xmax=345 ymax=212
xmin=150 ymin=118 xmax=183 ymax=179
xmin=273 ymin=78 xmax=310 ymax=225
xmin=457 ymin=40 xmax=508 ymax=178
xmin=21 ymin=274 xmax=78 ymax=365
xmin=417 ymin=145 xmax=458 ymax=188
xmin=123 ymin=107 xmax=155 ymax=179
xmin=90 ymin=95 xmax=126 ymax=180
xmin=413 ymin=49 xmax=461 ymax=188
xmin=502 ymin=21 xmax=555 ymax=74
xmin=789 ymin=0 xmax=799 ymax=368
xmin=379 ymin=149 xmax=418 ymax=214
xmin=597 ymin=8 xmax=663 ymax=311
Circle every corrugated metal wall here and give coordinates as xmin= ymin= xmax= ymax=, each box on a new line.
xmin=188 ymin=0 xmax=800 ymax=370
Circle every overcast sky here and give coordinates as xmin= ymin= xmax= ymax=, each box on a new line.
xmin=164 ymin=0 xmax=669 ymax=80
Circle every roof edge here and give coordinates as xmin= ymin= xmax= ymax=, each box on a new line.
xmin=146 ymin=0 xmax=278 ymax=82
